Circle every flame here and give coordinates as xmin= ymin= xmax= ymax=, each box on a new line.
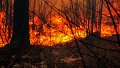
xmin=0 ymin=11 xmax=9 ymax=47
xmin=0 ymin=1 xmax=120 ymax=47
xmin=29 ymin=15 xmax=87 ymax=46
xmin=29 ymin=14 xmax=120 ymax=46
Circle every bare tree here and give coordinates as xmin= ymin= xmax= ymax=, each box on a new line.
xmin=0 ymin=0 xmax=2 ymax=11
xmin=10 ymin=0 xmax=30 ymax=48
xmin=98 ymin=0 xmax=103 ymax=36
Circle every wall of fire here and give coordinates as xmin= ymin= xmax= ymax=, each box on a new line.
xmin=0 ymin=0 xmax=120 ymax=47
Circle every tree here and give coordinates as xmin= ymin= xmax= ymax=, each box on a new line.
xmin=0 ymin=0 xmax=2 ymax=11
xmin=10 ymin=0 xmax=30 ymax=49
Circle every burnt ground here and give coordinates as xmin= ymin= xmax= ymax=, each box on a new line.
xmin=0 ymin=34 xmax=120 ymax=68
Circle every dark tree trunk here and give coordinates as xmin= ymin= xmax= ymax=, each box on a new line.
xmin=98 ymin=0 xmax=103 ymax=36
xmin=0 ymin=0 xmax=2 ymax=11
xmin=91 ymin=0 xmax=96 ymax=33
xmin=10 ymin=0 xmax=30 ymax=48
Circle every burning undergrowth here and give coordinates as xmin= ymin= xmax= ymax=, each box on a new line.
xmin=0 ymin=0 xmax=120 ymax=47
xmin=0 ymin=0 xmax=120 ymax=67
xmin=0 ymin=11 xmax=120 ymax=47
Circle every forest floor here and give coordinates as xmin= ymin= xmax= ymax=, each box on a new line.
xmin=0 ymin=34 xmax=120 ymax=68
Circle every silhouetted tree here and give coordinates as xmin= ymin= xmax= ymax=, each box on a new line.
xmin=10 ymin=0 xmax=30 ymax=49
xmin=0 ymin=0 xmax=2 ymax=11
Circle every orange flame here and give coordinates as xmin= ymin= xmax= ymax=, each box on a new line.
xmin=29 ymin=15 xmax=87 ymax=46
xmin=0 ymin=1 xmax=120 ymax=47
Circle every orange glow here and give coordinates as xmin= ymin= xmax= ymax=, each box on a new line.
xmin=0 ymin=12 xmax=120 ymax=47
xmin=29 ymin=15 xmax=87 ymax=46
xmin=0 ymin=11 xmax=8 ymax=47
xmin=0 ymin=1 xmax=120 ymax=47
xmin=29 ymin=14 xmax=120 ymax=46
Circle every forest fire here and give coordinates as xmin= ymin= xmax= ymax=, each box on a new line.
xmin=0 ymin=11 xmax=120 ymax=47
xmin=1 ymin=0 xmax=120 ymax=67
xmin=0 ymin=0 xmax=120 ymax=47
xmin=29 ymin=15 xmax=87 ymax=46
xmin=29 ymin=15 xmax=120 ymax=46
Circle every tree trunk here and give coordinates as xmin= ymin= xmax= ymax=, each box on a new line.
xmin=98 ymin=0 xmax=103 ymax=36
xmin=10 ymin=0 xmax=30 ymax=48
xmin=0 ymin=0 xmax=2 ymax=11
xmin=91 ymin=0 xmax=96 ymax=33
